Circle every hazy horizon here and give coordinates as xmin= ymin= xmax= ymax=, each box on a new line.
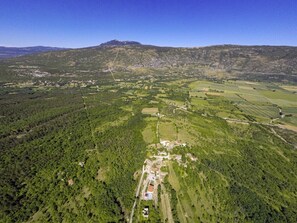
xmin=2 ymin=39 xmax=297 ymax=49
xmin=1 ymin=0 xmax=297 ymax=48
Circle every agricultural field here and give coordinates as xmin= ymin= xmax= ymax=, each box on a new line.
xmin=141 ymin=107 xmax=159 ymax=116
xmin=142 ymin=117 xmax=158 ymax=144
xmin=189 ymin=80 xmax=297 ymax=123
xmin=1 ymin=77 xmax=297 ymax=223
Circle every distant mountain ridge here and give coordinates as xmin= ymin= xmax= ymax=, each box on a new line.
xmin=0 ymin=46 xmax=67 ymax=59
xmin=1 ymin=41 xmax=297 ymax=82
xmin=99 ymin=39 xmax=142 ymax=47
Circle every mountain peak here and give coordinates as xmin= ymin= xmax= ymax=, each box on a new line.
xmin=99 ymin=39 xmax=141 ymax=47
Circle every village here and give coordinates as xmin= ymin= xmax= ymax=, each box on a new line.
xmin=130 ymin=126 xmax=190 ymax=222
xmin=127 ymin=105 xmax=198 ymax=222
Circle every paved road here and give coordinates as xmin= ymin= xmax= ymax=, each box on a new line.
xmin=129 ymin=165 xmax=146 ymax=223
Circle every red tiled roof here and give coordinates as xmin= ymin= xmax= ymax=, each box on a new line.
xmin=147 ymin=184 xmax=154 ymax=193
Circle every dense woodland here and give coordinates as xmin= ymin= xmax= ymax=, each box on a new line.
xmin=0 ymin=85 xmax=147 ymax=222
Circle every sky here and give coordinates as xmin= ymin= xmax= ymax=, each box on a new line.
xmin=0 ymin=0 xmax=296 ymax=48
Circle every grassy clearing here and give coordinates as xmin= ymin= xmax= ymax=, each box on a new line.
xmin=94 ymin=114 xmax=130 ymax=132
xmin=177 ymin=125 xmax=198 ymax=145
xmin=191 ymin=98 xmax=209 ymax=107
xmin=142 ymin=119 xmax=158 ymax=144
xmin=141 ymin=107 xmax=159 ymax=115
xmin=159 ymin=121 xmax=177 ymax=141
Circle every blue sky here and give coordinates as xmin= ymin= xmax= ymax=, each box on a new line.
xmin=0 ymin=0 xmax=296 ymax=47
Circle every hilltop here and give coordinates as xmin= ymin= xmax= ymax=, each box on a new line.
xmin=99 ymin=39 xmax=142 ymax=47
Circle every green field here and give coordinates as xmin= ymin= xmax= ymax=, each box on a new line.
xmin=142 ymin=117 xmax=158 ymax=144
xmin=189 ymin=80 xmax=297 ymax=123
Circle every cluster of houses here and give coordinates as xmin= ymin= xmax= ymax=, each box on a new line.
xmin=140 ymin=140 xmax=186 ymax=219
xmin=160 ymin=140 xmax=187 ymax=149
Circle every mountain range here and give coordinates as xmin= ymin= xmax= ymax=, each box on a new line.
xmin=1 ymin=40 xmax=297 ymax=82
xmin=0 ymin=46 xmax=67 ymax=59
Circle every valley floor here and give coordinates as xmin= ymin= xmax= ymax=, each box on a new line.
xmin=1 ymin=77 xmax=297 ymax=222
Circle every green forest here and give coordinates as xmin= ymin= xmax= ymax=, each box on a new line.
xmin=0 ymin=85 xmax=147 ymax=222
